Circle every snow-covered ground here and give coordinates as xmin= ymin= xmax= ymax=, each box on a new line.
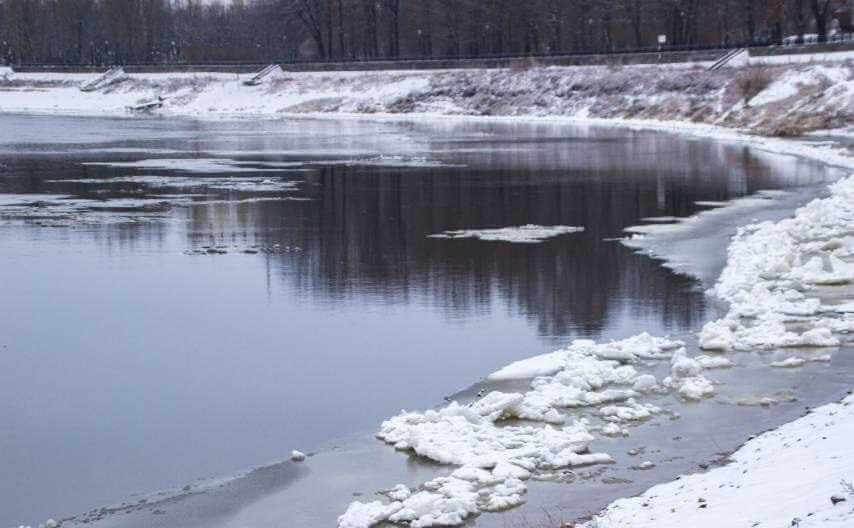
xmin=0 ymin=61 xmax=852 ymax=138
xmin=585 ymin=394 xmax=854 ymax=528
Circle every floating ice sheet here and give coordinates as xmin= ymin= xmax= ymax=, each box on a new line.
xmin=49 ymin=175 xmax=302 ymax=193
xmin=429 ymin=224 xmax=584 ymax=244
xmin=82 ymin=158 xmax=303 ymax=173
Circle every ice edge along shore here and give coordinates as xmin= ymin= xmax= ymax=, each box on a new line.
xmin=338 ymin=157 xmax=854 ymax=528
xmin=330 ymin=67 xmax=854 ymax=527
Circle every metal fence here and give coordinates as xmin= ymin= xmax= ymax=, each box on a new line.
xmin=8 ymin=36 xmax=854 ymax=73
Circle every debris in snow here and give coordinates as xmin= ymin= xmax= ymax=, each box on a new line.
xmin=126 ymin=95 xmax=166 ymax=113
xmin=243 ymin=64 xmax=287 ymax=86
xmin=428 ymin=224 xmax=584 ymax=244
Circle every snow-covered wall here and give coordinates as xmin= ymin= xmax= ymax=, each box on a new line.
xmin=0 ymin=62 xmax=851 ymax=136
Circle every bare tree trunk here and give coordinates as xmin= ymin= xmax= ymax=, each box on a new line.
xmin=810 ymin=0 xmax=833 ymax=42
xmin=791 ymin=0 xmax=808 ymax=41
xmin=337 ymin=0 xmax=346 ymax=58
xmin=629 ymin=0 xmax=643 ymax=48
xmin=294 ymin=0 xmax=327 ymax=59
xmin=383 ymin=0 xmax=401 ymax=58
xmin=362 ymin=0 xmax=378 ymax=57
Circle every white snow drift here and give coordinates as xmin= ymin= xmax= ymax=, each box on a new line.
xmin=699 ymin=175 xmax=854 ymax=355
xmin=338 ymin=334 xmax=687 ymax=528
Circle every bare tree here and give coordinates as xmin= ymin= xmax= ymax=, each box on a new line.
xmin=809 ymin=0 xmax=834 ymax=41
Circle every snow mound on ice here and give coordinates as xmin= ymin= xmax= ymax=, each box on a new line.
xmin=339 ymin=333 xmax=686 ymax=527
xmin=489 ymin=333 xmax=682 ymax=381
xmin=429 ymin=224 xmax=584 ymax=244
xmin=700 ymin=174 xmax=854 ymax=353
xmin=338 ymin=403 xmax=609 ymax=528
xmin=662 ymin=349 xmax=716 ymax=401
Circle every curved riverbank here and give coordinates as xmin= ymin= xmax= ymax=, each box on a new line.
xmin=1 ymin=61 xmax=852 ymax=138
xmin=4 ymin=63 xmax=854 ymax=528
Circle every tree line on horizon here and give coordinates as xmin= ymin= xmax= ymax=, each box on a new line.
xmin=0 ymin=0 xmax=849 ymax=65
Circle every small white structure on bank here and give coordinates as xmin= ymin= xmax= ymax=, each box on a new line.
xmin=80 ymin=66 xmax=127 ymax=92
xmin=243 ymin=64 xmax=286 ymax=86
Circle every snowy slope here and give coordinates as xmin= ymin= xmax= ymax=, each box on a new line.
xmin=585 ymin=394 xmax=854 ymax=528
xmin=1 ymin=62 xmax=852 ymax=137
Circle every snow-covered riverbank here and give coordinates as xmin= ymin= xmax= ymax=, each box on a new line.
xmin=585 ymin=393 xmax=854 ymax=528
xmin=0 ymin=61 xmax=852 ymax=137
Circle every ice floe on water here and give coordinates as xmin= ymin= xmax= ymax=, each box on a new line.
xmin=52 ymin=175 xmax=302 ymax=193
xmin=429 ymin=224 xmax=585 ymax=244
xmin=321 ymin=154 xmax=457 ymax=168
xmin=83 ymin=158 xmax=303 ymax=173
xmin=338 ymin=334 xmax=683 ymax=528
xmin=0 ymin=193 xmax=177 ymax=226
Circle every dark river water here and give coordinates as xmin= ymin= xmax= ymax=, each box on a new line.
xmin=0 ymin=114 xmax=846 ymax=527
